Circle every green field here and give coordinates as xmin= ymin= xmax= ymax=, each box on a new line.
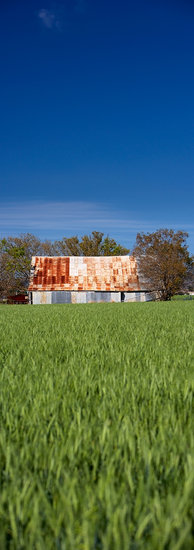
xmin=0 ymin=302 xmax=194 ymax=550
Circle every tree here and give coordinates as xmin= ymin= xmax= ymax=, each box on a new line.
xmin=55 ymin=232 xmax=129 ymax=257
xmin=0 ymin=234 xmax=58 ymax=298
xmin=182 ymin=255 xmax=194 ymax=293
xmin=101 ymin=236 xmax=129 ymax=256
xmin=133 ymin=229 xmax=191 ymax=301
xmin=54 ymin=236 xmax=81 ymax=256
xmin=80 ymin=231 xmax=104 ymax=256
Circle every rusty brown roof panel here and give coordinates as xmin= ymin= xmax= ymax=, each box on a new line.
xmin=29 ymin=256 xmax=141 ymax=292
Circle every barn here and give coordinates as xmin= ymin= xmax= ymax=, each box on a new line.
xmin=28 ymin=256 xmax=153 ymax=304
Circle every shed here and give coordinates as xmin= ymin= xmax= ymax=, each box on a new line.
xmin=7 ymin=293 xmax=29 ymax=305
xmin=28 ymin=256 xmax=153 ymax=304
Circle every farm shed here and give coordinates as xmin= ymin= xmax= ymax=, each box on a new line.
xmin=7 ymin=293 xmax=29 ymax=305
xmin=28 ymin=256 xmax=153 ymax=304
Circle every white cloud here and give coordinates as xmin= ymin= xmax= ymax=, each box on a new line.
xmin=0 ymin=201 xmax=193 ymax=250
xmin=38 ymin=2 xmax=86 ymax=30
xmin=38 ymin=8 xmax=60 ymax=29
xmin=0 ymin=200 xmax=156 ymax=231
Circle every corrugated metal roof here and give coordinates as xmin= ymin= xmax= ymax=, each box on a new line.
xmin=29 ymin=256 xmax=141 ymax=292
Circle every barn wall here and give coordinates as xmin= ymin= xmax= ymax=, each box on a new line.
xmin=59 ymin=291 xmax=121 ymax=304
xmin=31 ymin=291 xmax=154 ymax=304
xmin=32 ymin=291 xmax=121 ymax=304
xmin=51 ymin=291 xmax=71 ymax=304
xmin=123 ymin=292 xmax=145 ymax=302
xmin=123 ymin=292 xmax=158 ymax=302
xmin=32 ymin=291 xmax=52 ymax=304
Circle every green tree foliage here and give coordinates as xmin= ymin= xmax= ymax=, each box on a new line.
xmin=0 ymin=234 xmax=57 ymax=298
xmin=55 ymin=236 xmax=81 ymax=256
xmin=133 ymin=229 xmax=191 ymax=300
xmin=80 ymin=231 xmax=104 ymax=256
xmin=101 ymin=236 xmax=130 ymax=256
xmin=55 ymin=232 xmax=129 ymax=257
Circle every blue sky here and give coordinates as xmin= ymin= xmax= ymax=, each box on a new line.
xmin=0 ymin=0 xmax=194 ymax=252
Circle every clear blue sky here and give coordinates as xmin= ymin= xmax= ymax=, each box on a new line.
xmin=0 ymin=0 xmax=194 ymax=252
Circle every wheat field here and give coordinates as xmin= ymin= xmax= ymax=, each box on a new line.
xmin=0 ymin=302 xmax=194 ymax=549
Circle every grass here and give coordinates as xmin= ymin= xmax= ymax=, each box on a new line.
xmin=0 ymin=302 xmax=194 ymax=549
xmin=171 ymin=295 xmax=194 ymax=301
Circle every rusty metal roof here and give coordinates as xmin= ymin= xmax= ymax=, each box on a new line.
xmin=29 ymin=256 xmax=141 ymax=292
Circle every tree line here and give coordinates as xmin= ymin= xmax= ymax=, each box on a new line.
xmin=0 ymin=229 xmax=193 ymax=301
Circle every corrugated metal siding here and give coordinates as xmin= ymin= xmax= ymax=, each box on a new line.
xmin=145 ymin=291 xmax=158 ymax=302
xmin=31 ymin=290 xmax=157 ymax=304
xmin=123 ymin=292 xmax=140 ymax=302
xmin=29 ymin=256 xmax=141 ymax=292
xmin=51 ymin=291 xmax=71 ymax=304
xmin=71 ymin=292 xmax=86 ymax=304
xmin=32 ymin=291 xmax=122 ymax=304
xmin=70 ymin=291 xmax=121 ymax=303
xmin=32 ymin=291 xmax=52 ymax=305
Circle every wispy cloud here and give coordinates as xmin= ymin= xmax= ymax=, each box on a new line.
xmin=0 ymin=200 xmax=161 ymax=231
xmin=1 ymin=201 xmax=194 ymax=250
xmin=38 ymin=8 xmax=61 ymax=30
xmin=38 ymin=2 xmax=85 ymax=30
